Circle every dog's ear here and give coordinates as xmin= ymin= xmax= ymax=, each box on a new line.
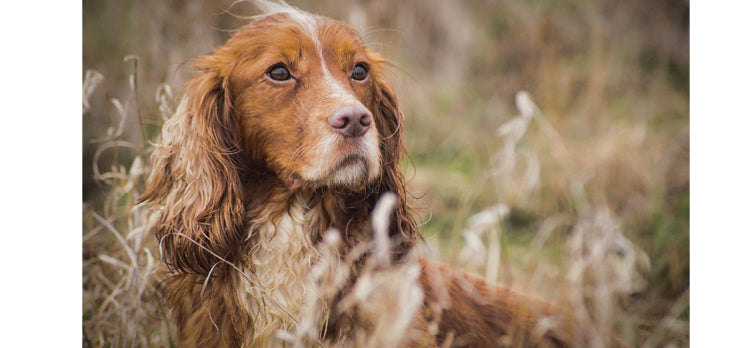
xmin=141 ymin=55 xmax=246 ymax=276
xmin=369 ymin=59 xmax=423 ymax=261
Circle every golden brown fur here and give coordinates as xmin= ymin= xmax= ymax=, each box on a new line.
xmin=141 ymin=2 xmax=578 ymax=347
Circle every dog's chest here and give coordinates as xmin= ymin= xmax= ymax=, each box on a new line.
xmin=240 ymin=194 xmax=326 ymax=345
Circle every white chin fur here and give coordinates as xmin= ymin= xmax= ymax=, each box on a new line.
xmin=325 ymin=158 xmax=370 ymax=188
xmin=299 ymin=130 xmax=381 ymax=188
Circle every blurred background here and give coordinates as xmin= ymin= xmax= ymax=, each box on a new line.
xmin=83 ymin=0 xmax=688 ymax=346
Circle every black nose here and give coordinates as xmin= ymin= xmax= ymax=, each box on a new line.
xmin=328 ymin=105 xmax=372 ymax=138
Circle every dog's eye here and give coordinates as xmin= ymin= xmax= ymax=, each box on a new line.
xmin=268 ymin=65 xmax=291 ymax=81
xmin=351 ymin=64 xmax=368 ymax=81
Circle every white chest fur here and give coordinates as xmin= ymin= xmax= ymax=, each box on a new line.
xmin=239 ymin=194 xmax=326 ymax=346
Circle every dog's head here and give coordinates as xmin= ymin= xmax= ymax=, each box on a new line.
xmin=142 ymin=3 xmax=416 ymax=274
xmin=193 ymin=8 xmax=403 ymax=191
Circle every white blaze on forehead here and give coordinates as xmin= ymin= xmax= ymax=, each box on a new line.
xmin=253 ymin=0 xmax=319 ymax=45
xmin=307 ymin=17 xmax=362 ymax=106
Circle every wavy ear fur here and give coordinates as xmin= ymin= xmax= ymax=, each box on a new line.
xmin=370 ymin=68 xmax=423 ymax=261
xmin=141 ymin=58 xmax=246 ymax=276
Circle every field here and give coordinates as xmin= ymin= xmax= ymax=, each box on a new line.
xmin=82 ymin=0 xmax=689 ymax=346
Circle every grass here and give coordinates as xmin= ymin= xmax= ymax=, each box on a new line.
xmin=83 ymin=0 xmax=689 ymax=346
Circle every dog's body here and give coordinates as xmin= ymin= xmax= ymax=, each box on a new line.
xmin=142 ymin=2 xmax=575 ymax=346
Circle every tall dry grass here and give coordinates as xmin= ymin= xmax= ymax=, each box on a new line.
xmin=83 ymin=0 xmax=688 ymax=346
xmin=82 ymin=61 xmax=175 ymax=347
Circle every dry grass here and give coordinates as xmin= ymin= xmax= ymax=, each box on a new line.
xmin=83 ymin=0 xmax=688 ymax=346
xmin=82 ymin=63 xmax=173 ymax=347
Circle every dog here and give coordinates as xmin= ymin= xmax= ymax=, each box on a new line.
xmin=141 ymin=1 xmax=576 ymax=346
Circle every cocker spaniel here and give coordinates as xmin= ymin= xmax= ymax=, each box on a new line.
xmin=142 ymin=1 xmax=576 ymax=347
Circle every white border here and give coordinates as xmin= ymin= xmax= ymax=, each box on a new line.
xmin=1 ymin=1 xmax=81 ymax=345
xmin=691 ymin=0 xmax=755 ymax=346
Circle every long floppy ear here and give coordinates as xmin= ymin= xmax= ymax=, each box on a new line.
xmin=141 ymin=57 xmax=246 ymax=276
xmin=370 ymin=66 xmax=423 ymax=261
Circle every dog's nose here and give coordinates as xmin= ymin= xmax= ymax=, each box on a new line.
xmin=328 ymin=105 xmax=372 ymax=137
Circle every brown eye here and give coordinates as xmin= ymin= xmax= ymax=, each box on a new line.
xmin=267 ymin=65 xmax=291 ymax=81
xmin=351 ymin=64 xmax=368 ymax=81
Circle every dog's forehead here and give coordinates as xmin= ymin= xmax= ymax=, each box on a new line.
xmin=241 ymin=12 xmax=364 ymax=57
